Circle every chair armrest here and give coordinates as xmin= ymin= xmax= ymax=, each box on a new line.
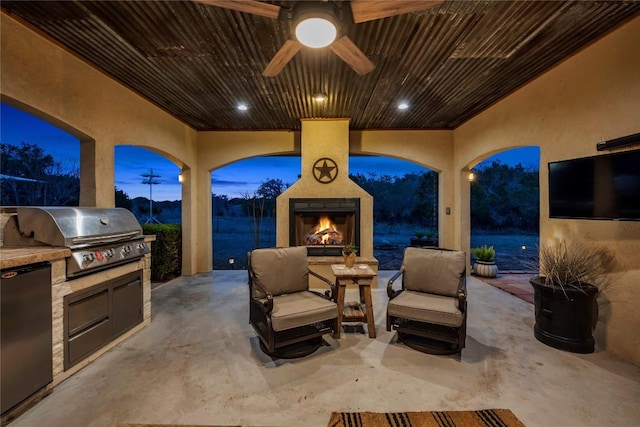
xmin=309 ymin=269 xmax=336 ymax=299
xmin=387 ymin=267 xmax=405 ymax=299
xmin=458 ymin=276 xmax=467 ymax=312
xmin=249 ymin=271 xmax=274 ymax=313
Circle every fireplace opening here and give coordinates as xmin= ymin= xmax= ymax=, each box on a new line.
xmin=290 ymin=198 xmax=360 ymax=256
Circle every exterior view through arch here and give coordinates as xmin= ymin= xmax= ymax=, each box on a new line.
xmin=468 ymin=147 xmax=541 ymax=272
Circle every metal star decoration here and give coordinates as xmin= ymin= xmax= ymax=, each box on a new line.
xmin=313 ymin=158 xmax=338 ymax=183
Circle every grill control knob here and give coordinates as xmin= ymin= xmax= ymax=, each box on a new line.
xmin=83 ymin=253 xmax=94 ymax=264
xmin=137 ymin=243 xmax=146 ymax=252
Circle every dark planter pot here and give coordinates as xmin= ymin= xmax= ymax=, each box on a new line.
xmin=410 ymin=238 xmax=438 ymax=247
xmin=529 ymin=276 xmax=598 ymax=354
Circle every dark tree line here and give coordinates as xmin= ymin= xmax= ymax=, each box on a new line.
xmin=1 ymin=142 xmax=79 ymax=206
xmin=471 ymin=161 xmax=539 ymax=232
xmin=350 ymin=172 xmax=439 ymax=227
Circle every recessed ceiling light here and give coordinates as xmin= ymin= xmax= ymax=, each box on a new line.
xmin=237 ymin=103 xmax=248 ymax=111
xmin=397 ymin=102 xmax=409 ymax=110
xmin=313 ymin=92 xmax=327 ymax=102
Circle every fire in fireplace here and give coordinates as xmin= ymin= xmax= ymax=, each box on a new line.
xmin=306 ymin=216 xmax=344 ymax=245
xmin=290 ymin=198 xmax=360 ymax=256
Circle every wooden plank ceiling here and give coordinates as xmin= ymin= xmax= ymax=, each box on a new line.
xmin=2 ymin=1 xmax=639 ymax=131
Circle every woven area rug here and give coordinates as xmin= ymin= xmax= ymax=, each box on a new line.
xmin=327 ymin=409 xmax=525 ymax=427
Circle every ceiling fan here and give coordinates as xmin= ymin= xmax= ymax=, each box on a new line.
xmin=194 ymin=0 xmax=443 ymax=77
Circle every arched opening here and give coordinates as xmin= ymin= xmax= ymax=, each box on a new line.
xmin=114 ymin=146 xmax=182 ymax=224
xmin=210 ymin=156 xmax=300 ymax=270
xmin=1 ymin=102 xmax=81 ymax=206
xmin=469 ymin=147 xmax=540 ymax=273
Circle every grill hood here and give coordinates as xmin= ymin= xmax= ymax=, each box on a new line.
xmin=3 ymin=207 xmax=144 ymax=248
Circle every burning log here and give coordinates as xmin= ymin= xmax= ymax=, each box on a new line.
xmin=306 ymin=216 xmax=344 ymax=245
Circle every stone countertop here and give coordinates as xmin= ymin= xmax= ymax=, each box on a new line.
xmin=0 ymin=246 xmax=71 ymax=270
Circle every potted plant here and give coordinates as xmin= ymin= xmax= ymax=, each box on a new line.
xmin=410 ymin=229 xmax=438 ymax=247
xmin=470 ymin=245 xmax=498 ymax=278
xmin=342 ymin=243 xmax=358 ymax=268
xmin=529 ymin=241 xmax=614 ymax=354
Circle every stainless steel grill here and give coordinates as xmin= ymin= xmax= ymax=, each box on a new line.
xmin=3 ymin=207 xmax=149 ymax=278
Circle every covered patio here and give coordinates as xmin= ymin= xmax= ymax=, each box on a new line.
xmin=7 ymin=271 xmax=639 ymax=427
xmin=2 ymin=2 xmax=639 ymax=423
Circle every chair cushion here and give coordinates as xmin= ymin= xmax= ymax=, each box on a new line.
xmin=403 ymin=247 xmax=465 ymax=297
xmin=264 ymin=291 xmax=337 ymax=332
xmin=388 ymin=290 xmax=463 ymax=327
xmin=251 ymin=247 xmax=309 ymax=298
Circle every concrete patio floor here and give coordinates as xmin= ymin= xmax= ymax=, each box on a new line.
xmin=9 ymin=271 xmax=640 ymax=427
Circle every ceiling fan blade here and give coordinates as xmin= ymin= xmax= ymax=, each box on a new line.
xmin=262 ymin=40 xmax=303 ymax=77
xmin=329 ymin=36 xmax=375 ymax=75
xmin=350 ymin=0 xmax=443 ymax=24
xmin=194 ymin=0 xmax=280 ymax=19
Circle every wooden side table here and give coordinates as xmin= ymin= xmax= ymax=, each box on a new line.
xmin=331 ymin=264 xmax=377 ymax=338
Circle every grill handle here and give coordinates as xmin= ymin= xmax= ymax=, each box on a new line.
xmin=71 ymin=231 xmax=140 ymax=246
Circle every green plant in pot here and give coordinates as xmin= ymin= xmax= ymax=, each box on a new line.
xmin=470 ymin=245 xmax=498 ymax=278
xmin=529 ymin=241 xmax=614 ymax=354
xmin=410 ymin=229 xmax=438 ymax=247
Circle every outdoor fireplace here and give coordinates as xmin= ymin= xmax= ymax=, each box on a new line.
xmin=290 ymin=198 xmax=360 ymax=256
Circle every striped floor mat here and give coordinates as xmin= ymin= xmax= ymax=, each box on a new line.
xmin=327 ymin=409 xmax=525 ymax=427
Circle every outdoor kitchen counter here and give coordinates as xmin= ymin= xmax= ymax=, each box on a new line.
xmin=0 ymin=246 xmax=71 ymax=270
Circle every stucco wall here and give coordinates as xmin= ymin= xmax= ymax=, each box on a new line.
xmin=1 ymin=12 xmax=203 ymax=274
xmin=454 ymin=16 xmax=640 ymax=364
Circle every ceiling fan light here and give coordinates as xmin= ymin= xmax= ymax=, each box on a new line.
xmin=295 ymin=17 xmax=337 ymax=48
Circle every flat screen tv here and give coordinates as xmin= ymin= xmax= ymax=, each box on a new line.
xmin=548 ymin=149 xmax=640 ymax=220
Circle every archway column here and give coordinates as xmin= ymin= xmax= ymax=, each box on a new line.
xmin=189 ymin=165 xmax=213 ymax=274
xmin=79 ymin=138 xmax=114 ymax=207
xmin=179 ymin=167 xmax=208 ymax=275
xmin=454 ymin=169 xmax=471 ymax=269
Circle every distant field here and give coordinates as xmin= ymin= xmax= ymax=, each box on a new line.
xmin=210 ymin=216 xmax=538 ymax=271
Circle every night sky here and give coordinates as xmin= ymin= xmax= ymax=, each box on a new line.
xmin=1 ymin=102 xmax=539 ymax=201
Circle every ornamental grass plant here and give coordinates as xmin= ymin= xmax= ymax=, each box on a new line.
xmin=537 ymin=241 xmax=614 ymax=291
